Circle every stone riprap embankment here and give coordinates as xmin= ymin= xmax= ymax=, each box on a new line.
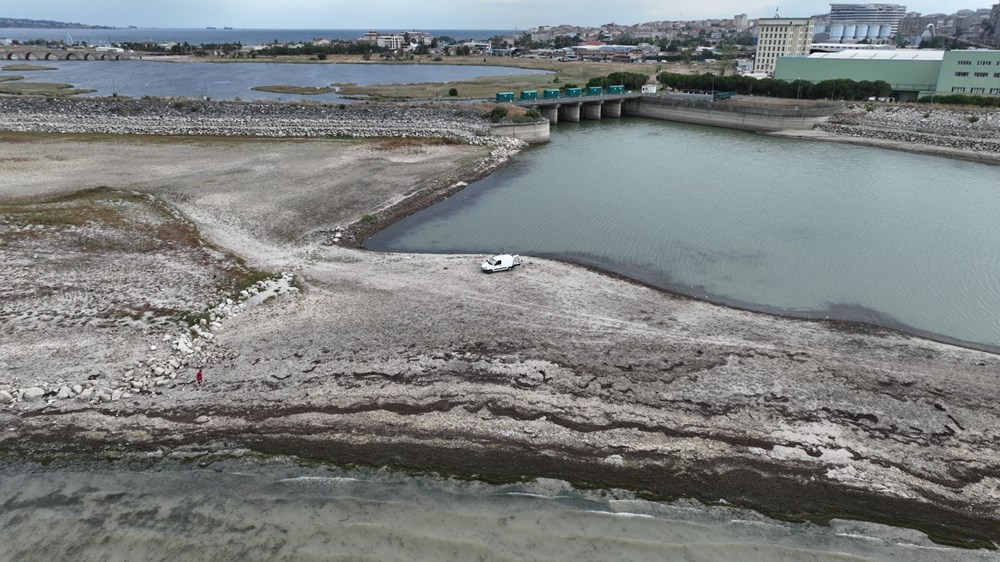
xmin=818 ymin=105 xmax=1000 ymax=153
xmin=0 ymin=96 xmax=525 ymax=150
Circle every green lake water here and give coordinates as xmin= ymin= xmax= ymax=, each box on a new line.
xmin=367 ymin=118 xmax=1000 ymax=351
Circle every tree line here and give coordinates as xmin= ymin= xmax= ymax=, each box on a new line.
xmin=586 ymin=72 xmax=651 ymax=91
xmin=657 ymin=72 xmax=892 ymax=100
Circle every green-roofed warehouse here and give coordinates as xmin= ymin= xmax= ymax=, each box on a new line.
xmin=774 ymin=49 xmax=1000 ymax=102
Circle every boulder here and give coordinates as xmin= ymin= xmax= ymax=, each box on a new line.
xmin=56 ymin=386 xmax=71 ymax=400
xmin=21 ymin=387 xmax=45 ymax=401
xmin=0 ymin=390 xmax=13 ymax=404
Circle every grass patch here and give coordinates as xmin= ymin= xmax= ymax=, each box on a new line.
xmin=1 ymin=186 xmax=279 ymax=324
xmin=0 ymin=81 xmax=96 ymax=96
xmin=0 ymin=75 xmax=25 ymax=83
xmin=2 ymin=64 xmax=58 ymax=71
xmin=329 ymin=55 xmax=665 ymax=100
xmin=373 ymin=137 xmax=461 ymax=150
xmin=251 ymin=84 xmax=338 ymax=95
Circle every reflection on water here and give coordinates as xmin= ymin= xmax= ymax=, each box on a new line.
xmin=366 ymin=118 xmax=1000 ymax=350
xmin=0 ymin=462 xmax=993 ymax=561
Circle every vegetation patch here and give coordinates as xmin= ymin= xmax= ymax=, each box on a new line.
xmin=373 ymin=137 xmax=461 ymax=150
xmin=916 ymin=94 xmax=1000 ymax=108
xmin=2 ymin=64 xmax=58 ymax=71
xmin=0 ymin=81 xmax=96 ymax=96
xmin=0 ymin=75 xmax=25 ymax=83
xmin=0 ymin=187 xmax=274 ymax=325
xmin=658 ymin=72 xmax=891 ymax=101
xmin=250 ymin=84 xmax=338 ymax=95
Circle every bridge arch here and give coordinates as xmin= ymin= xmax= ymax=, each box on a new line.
xmin=24 ymin=52 xmax=36 ymax=60
xmin=44 ymin=52 xmax=57 ymax=60
xmin=83 ymin=53 xmax=95 ymax=61
xmin=4 ymin=53 xmax=16 ymax=60
xmin=66 ymin=52 xmax=80 ymax=60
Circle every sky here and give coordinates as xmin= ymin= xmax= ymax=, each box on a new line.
xmin=7 ymin=0 xmax=993 ymax=30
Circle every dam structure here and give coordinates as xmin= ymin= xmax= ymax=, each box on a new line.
xmin=512 ymin=91 xmax=843 ymax=137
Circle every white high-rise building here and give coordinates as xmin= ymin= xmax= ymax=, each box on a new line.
xmin=734 ymin=14 xmax=750 ymax=31
xmin=753 ymin=18 xmax=815 ymax=75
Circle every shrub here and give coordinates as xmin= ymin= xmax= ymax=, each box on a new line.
xmin=525 ymin=108 xmax=541 ymax=119
xmin=317 ymin=53 xmax=327 ymax=60
xmin=448 ymin=87 xmax=458 ymax=96
xmin=433 ymin=56 xmax=442 ymax=61
xmin=486 ymin=106 xmax=508 ymax=122
xmin=864 ymin=102 xmax=877 ymax=112
xmin=968 ymin=115 xmax=980 ymax=123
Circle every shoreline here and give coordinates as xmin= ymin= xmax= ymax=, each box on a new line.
xmin=3 ymin=97 xmax=1000 ymax=549
xmin=767 ymin=127 xmax=1000 ymax=166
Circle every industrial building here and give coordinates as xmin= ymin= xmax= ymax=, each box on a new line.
xmin=812 ymin=3 xmax=908 ymax=43
xmin=818 ymin=3 xmax=908 ymax=43
xmin=774 ymin=49 xmax=1000 ymax=101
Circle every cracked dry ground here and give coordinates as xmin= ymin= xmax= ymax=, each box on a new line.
xmin=2 ymin=135 xmax=999 ymax=549
xmin=6 ymin=246 xmax=1000 ymax=548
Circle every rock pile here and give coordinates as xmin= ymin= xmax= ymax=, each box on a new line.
xmin=0 ymin=97 xmax=520 ymax=146
xmin=819 ymin=105 xmax=1000 ymax=153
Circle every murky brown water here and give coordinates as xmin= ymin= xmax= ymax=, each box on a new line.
xmin=1 ymin=461 xmax=994 ymax=561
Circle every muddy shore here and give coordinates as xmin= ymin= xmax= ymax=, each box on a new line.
xmin=2 ymin=99 xmax=1000 ymax=548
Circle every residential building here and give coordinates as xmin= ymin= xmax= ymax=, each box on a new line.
xmin=376 ymin=34 xmax=405 ymax=50
xmin=753 ymin=18 xmax=815 ymax=75
xmin=734 ymin=14 xmax=750 ymax=31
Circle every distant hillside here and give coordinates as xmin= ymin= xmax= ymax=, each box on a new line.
xmin=0 ymin=17 xmax=113 ymax=29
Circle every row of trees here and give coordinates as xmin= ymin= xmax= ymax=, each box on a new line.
xmin=656 ymin=72 xmax=892 ymax=100
xmin=586 ymin=71 xmax=651 ymax=91
xmin=256 ymin=42 xmax=386 ymax=57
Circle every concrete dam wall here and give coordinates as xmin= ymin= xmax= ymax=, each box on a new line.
xmin=624 ymin=96 xmax=843 ymax=132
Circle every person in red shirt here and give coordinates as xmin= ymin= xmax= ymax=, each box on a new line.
xmin=196 ymin=369 xmax=203 ymax=385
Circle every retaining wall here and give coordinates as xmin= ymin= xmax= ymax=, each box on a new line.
xmin=490 ymin=120 xmax=550 ymax=143
xmin=627 ymin=96 xmax=843 ymax=132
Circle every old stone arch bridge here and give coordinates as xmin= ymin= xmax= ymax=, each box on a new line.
xmin=0 ymin=45 xmax=135 ymax=61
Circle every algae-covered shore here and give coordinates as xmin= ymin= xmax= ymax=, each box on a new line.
xmin=1 ymin=97 xmax=999 ymax=549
